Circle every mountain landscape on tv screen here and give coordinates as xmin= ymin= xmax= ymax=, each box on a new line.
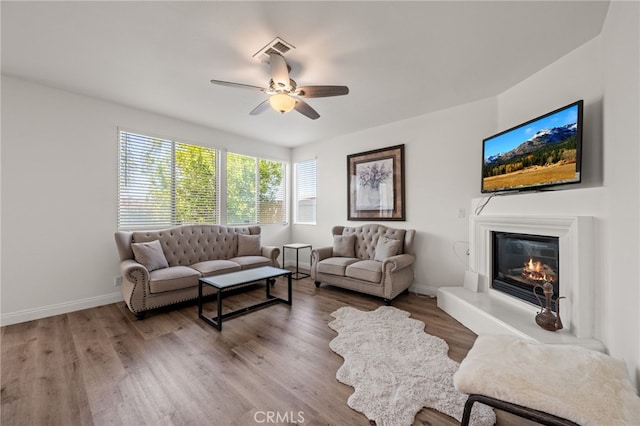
xmin=485 ymin=123 xmax=577 ymax=164
xmin=482 ymin=122 xmax=579 ymax=191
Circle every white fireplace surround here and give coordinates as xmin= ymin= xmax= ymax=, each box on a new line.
xmin=438 ymin=215 xmax=604 ymax=351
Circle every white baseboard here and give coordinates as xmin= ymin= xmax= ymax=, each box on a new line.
xmin=409 ymin=283 xmax=438 ymax=297
xmin=1 ymin=292 xmax=124 ymax=326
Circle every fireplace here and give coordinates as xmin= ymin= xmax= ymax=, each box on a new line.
xmin=492 ymin=232 xmax=560 ymax=311
xmin=437 ymin=215 xmax=602 ymax=350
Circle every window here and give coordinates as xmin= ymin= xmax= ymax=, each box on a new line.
xmin=226 ymin=152 xmax=287 ymax=225
xmin=118 ymin=130 xmax=217 ymax=230
xmin=118 ymin=130 xmax=287 ymax=230
xmin=294 ymin=159 xmax=317 ymax=224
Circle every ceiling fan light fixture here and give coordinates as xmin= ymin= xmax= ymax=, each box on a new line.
xmin=269 ymin=93 xmax=296 ymax=113
xmin=210 ymin=44 xmax=348 ymax=119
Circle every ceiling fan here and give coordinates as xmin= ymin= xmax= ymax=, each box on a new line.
xmin=210 ymin=53 xmax=349 ymax=120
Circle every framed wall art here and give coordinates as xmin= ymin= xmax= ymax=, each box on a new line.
xmin=347 ymin=144 xmax=405 ymax=221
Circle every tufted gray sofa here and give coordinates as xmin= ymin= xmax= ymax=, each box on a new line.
xmin=311 ymin=224 xmax=416 ymax=304
xmin=114 ymin=224 xmax=279 ymax=318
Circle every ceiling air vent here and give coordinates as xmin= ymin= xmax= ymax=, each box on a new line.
xmin=253 ymin=37 xmax=295 ymax=63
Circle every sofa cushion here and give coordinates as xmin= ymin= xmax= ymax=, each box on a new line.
xmin=373 ymin=237 xmax=402 ymax=261
xmin=191 ymin=259 xmax=241 ymax=276
xmin=317 ymin=257 xmax=359 ymax=276
xmin=229 ymin=256 xmax=273 ymax=269
xmin=148 ymin=266 xmax=200 ymax=294
xmin=131 ymin=240 xmax=169 ymax=272
xmin=333 ymin=235 xmax=356 ymax=257
xmin=345 ymin=260 xmax=383 ymax=283
xmin=237 ymin=234 xmax=261 ymax=256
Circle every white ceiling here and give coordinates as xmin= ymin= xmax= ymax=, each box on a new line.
xmin=1 ymin=1 xmax=610 ymax=147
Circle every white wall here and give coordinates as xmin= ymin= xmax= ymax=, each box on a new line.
xmin=485 ymin=29 xmax=607 ymax=336
xmin=474 ymin=2 xmax=640 ymax=386
xmin=0 ymin=75 xmax=291 ymax=325
xmin=292 ymin=97 xmax=497 ymax=294
xmin=600 ymin=0 xmax=639 ymax=385
xmin=292 ymin=1 xmax=640 ymax=387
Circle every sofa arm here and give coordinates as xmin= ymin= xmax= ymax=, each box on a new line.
xmin=382 ymin=253 xmax=416 ymax=272
xmin=119 ymin=259 xmax=150 ymax=315
xmin=311 ymin=246 xmax=333 ymax=280
xmin=312 ymin=246 xmax=333 ymax=263
xmin=261 ymin=245 xmax=281 ymax=267
xmin=381 ymin=253 xmax=416 ymax=300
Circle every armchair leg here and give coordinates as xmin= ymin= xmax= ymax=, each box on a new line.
xmin=134 ymin=311 xmax=146 ymax=320
xmin=383 ymin=298 xmax=392 ymax=306
xmin=314 ymin=281 xmax=321 ymax=288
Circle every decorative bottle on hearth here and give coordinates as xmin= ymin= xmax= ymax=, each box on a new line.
xmin=533 ymin=281 xmax=564 ymax=331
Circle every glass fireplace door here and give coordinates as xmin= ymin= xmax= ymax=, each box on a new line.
xmin=492 ymin=232 xmax=560 ymax=310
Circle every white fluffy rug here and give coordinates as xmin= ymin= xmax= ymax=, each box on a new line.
xmin=328 ymin=306 xmax=495 ymax=426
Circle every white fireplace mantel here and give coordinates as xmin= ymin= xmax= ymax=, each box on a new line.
xmin=438 ymin=215 xmax=604 ymax=351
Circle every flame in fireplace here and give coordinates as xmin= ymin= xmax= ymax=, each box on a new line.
xmin=523 ymin=257 xmax=554 ymax=282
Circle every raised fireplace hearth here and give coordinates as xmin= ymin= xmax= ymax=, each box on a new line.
xmin=438 ymin=215 xmax=603 ymax=351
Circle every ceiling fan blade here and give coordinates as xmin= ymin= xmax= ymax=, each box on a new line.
xmin=249 ymin=99 xmax=271 ymax=116
xmin=210 ymin=79 xmax=265 ymax=91
xmin=294 ymin=99 xmax=320 ymax=120
xmin=297 ymin=85 xmax=349 ymax=98
xmin=269 ymin=53 xmax=290 ymax=89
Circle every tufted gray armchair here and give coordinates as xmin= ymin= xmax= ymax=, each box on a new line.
xmin=311 ymin=224 xmax=416 ymax=304
xmin=114 ymin=225 xmax=279 ymax=318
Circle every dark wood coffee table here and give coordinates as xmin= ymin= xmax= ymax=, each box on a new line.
xmin=198 ymin=266 xmax=292 ymax=330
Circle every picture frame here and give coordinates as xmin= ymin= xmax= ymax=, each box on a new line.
xmin=347 ymin=144 xmax=405 ymax=221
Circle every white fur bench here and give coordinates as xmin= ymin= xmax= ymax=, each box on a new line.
xmin=454 ymin=335 xmax=640 ymax=426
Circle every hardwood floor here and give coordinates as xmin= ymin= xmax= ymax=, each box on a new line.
xmin=1 ymin=276 xmax=534 ymax=425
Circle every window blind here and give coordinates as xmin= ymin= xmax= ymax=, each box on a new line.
xmin=226 ymin=152 xmax=257 ymax=225
xmin=226 ymin=152 xmax=287 ymax=225
xmin=118 ymin=131 xmax=217 ymax=230
xmin=174 ymin=142 xmax=217 ymax=225
xmin=294 ymin=159 xmax=317 ymax=224
xmin=258 ymin=158 xmax=286 ymax=224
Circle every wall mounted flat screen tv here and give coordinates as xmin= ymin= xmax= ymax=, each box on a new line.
xmin=482 ymin=100 xmax=583 ymax=193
